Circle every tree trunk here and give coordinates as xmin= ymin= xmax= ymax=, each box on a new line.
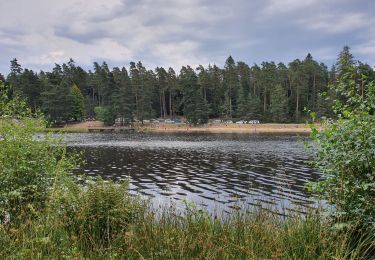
xmin=296 ymin=87 xmax=299 ymax=122
xmin=229 ymin=86 xmax=232 ymax=118
xmin=163 ymin=91 xmax=167 ymax=118
xmin=160 ymin=94 xmax=163 ymax=118
xmin=169 ymin=90 xmax=172 ymax=119
xmin=263 ymin=89 xmax=267 ymax=113
xmin=135 ymin=93 xmax=139 ymax=120
xmin=313 ymin=74 xmax=316 ymax=111
xmin=253 ymin=79 xmax=256 ymax=96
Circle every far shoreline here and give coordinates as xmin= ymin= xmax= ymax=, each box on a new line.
xmin=46 ymin=121 xmax=315 ymax=135
xmin=140 ymin=123 xmax=313 ymax=134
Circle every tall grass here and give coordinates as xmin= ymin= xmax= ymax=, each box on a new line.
xmin=0 ymin=180 xmax=373 ymax=259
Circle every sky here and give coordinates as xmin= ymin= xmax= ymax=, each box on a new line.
xmin=0 ymin=0 xmax=374 ymax=74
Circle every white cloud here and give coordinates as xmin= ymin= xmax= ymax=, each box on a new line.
xmin=354 ymin=40 xmax=375 ymax=55
xmin=264 ymin=0 xmax=317 ymax=14
xmin=0 ymin=0 xmax=374 ymax=72
xmin=25 ymin=50 xmax=65 ymax=65
xmin=300 ymin=12 xmax=369 ymax=33
xmin=151 ymin=41 xmax=202 ymax=67
xmin=308 ymin=47 xmax=338 ymax=61
xmin=0 ymin=0 xmax=235 ymax=70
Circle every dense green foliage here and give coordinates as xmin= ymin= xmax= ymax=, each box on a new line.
xmin=180 ymin=66 xmax=209 ymax=124
xmin=310 ymin=115 xmax=375 ymax=229
xmin=0 ymin=83 xmax=76 ymax=223
xmin=5 ymin=47 xmax=374 ymax=125
xmin=94 ymin=106 xmax=116 ymax=126
xmin=70 ymin=83 xmax=85 ymax=121
xmin=309 ymin=49 xmax=375 ymax=232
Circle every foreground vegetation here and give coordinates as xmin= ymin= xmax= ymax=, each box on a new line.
xmin=1 ymin=194 xmax=374 ymax=259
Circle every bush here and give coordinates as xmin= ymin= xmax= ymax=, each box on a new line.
xmin=0 ymin=83 xmax=78 ymax=223
xmin=308 ymin=72 xmax=375 ymax=231
xmin=59 ymin=179 xmax=144 ymax=249
xmin=310 ymin=115 xmax=375 ymax=228
xmin=94 ymin=106 xmax=115 ymax=126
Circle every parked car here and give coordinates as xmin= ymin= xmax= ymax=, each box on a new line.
xmin=165 ymin=119 xmax=175 ymax=124
xmin=236 ymin=120 xmax=245 ymax=124
xmin=225 ymin=120 xmax=233 ymax=124
xmin=248 ymin=120 xmax=260 ymax=124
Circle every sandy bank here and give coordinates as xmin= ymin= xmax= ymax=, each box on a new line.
xmin=54 ymin=121 xmax=315 ymax=134
xmin=140 ymin=123 xmax=313 ymax=134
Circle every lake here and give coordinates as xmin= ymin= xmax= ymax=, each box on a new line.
xmin=63 ymin=132 xmax=321 ymax=214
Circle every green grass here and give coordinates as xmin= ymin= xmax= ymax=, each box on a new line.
xmin=41 ymin=127 xmax=89 ymax=133
xmin=0 ymin=180 xmax=373 ymax=259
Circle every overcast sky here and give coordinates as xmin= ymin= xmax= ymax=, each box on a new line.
xmin=0 ymin=0 xmax=374 ymax=74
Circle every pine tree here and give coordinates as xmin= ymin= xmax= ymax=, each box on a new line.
xmin=269 ymin=84 xmax=288 ymax=122
xmin=336 ymin=46 xmax=355 ymax=79
xmin=236 ymin=61 xmax=251 ymax=119
xmin=180 ymin=66 xmax=208 ymax=124
xmin=259 ymin=62 xmax=279 ymax=120
xmin=288 ymin=59 xmax=308 ymax=122
xmin=7 ymin=58 xmax=23 ymax=97
xmin=208 ymin=64 xmax=225 ymax=118
xmin=167 ymin=67 xmax=178 ymax=118
xmin=70 ymin=83 xmax=85 ymax=121
xmin=113 ymin=67 xmax=134 ymax=125
xmin=41 ymin=81 xmax=74 ymax=123
xmin=141 ymin=69 xmax=156 ymax=120
xmin=247 ymin=95 xmax=262 ymax=120
xmin=155 ymin=67 xmax=168 ymax=118
xmin=223 ymin=56 xmax=238 ymax=118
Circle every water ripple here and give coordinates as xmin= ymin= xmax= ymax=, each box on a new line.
xmin=63 ymin=132 xmax=321 ymax=214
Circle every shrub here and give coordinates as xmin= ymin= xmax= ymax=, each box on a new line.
xmin=0 ymin=83 xmax=77 ymax=223
xmin=51 ymin=179 xmax=144 ymax=249
xmin=308 ymin=72 xmax=375 ymax=231
xmin=94 ymin=106 xmax=115 ymax=125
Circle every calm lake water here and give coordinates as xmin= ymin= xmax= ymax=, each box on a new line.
xmin=63 ymin=132 xmax=321 ymax=214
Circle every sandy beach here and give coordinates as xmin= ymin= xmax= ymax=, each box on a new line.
xmin=140 ymin=123 xmax=313 ymax=134
xmin=58 ymin=121 xmax=314 ymax=134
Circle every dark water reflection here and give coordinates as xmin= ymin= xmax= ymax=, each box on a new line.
xmin=63 ymin=132 xmax=320 ymax=214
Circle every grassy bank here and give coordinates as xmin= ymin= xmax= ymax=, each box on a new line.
xmin=43 ymin=127 xmax=89 ymax=133
xmin=0 ymin=181 xmax=373 ymax=259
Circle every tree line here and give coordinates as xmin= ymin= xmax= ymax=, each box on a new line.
xmin=1 ymin=46 xmax=373 ymax=125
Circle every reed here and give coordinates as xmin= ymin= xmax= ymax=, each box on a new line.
xmin=0 ymin=180 xmax=373 ymax=259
